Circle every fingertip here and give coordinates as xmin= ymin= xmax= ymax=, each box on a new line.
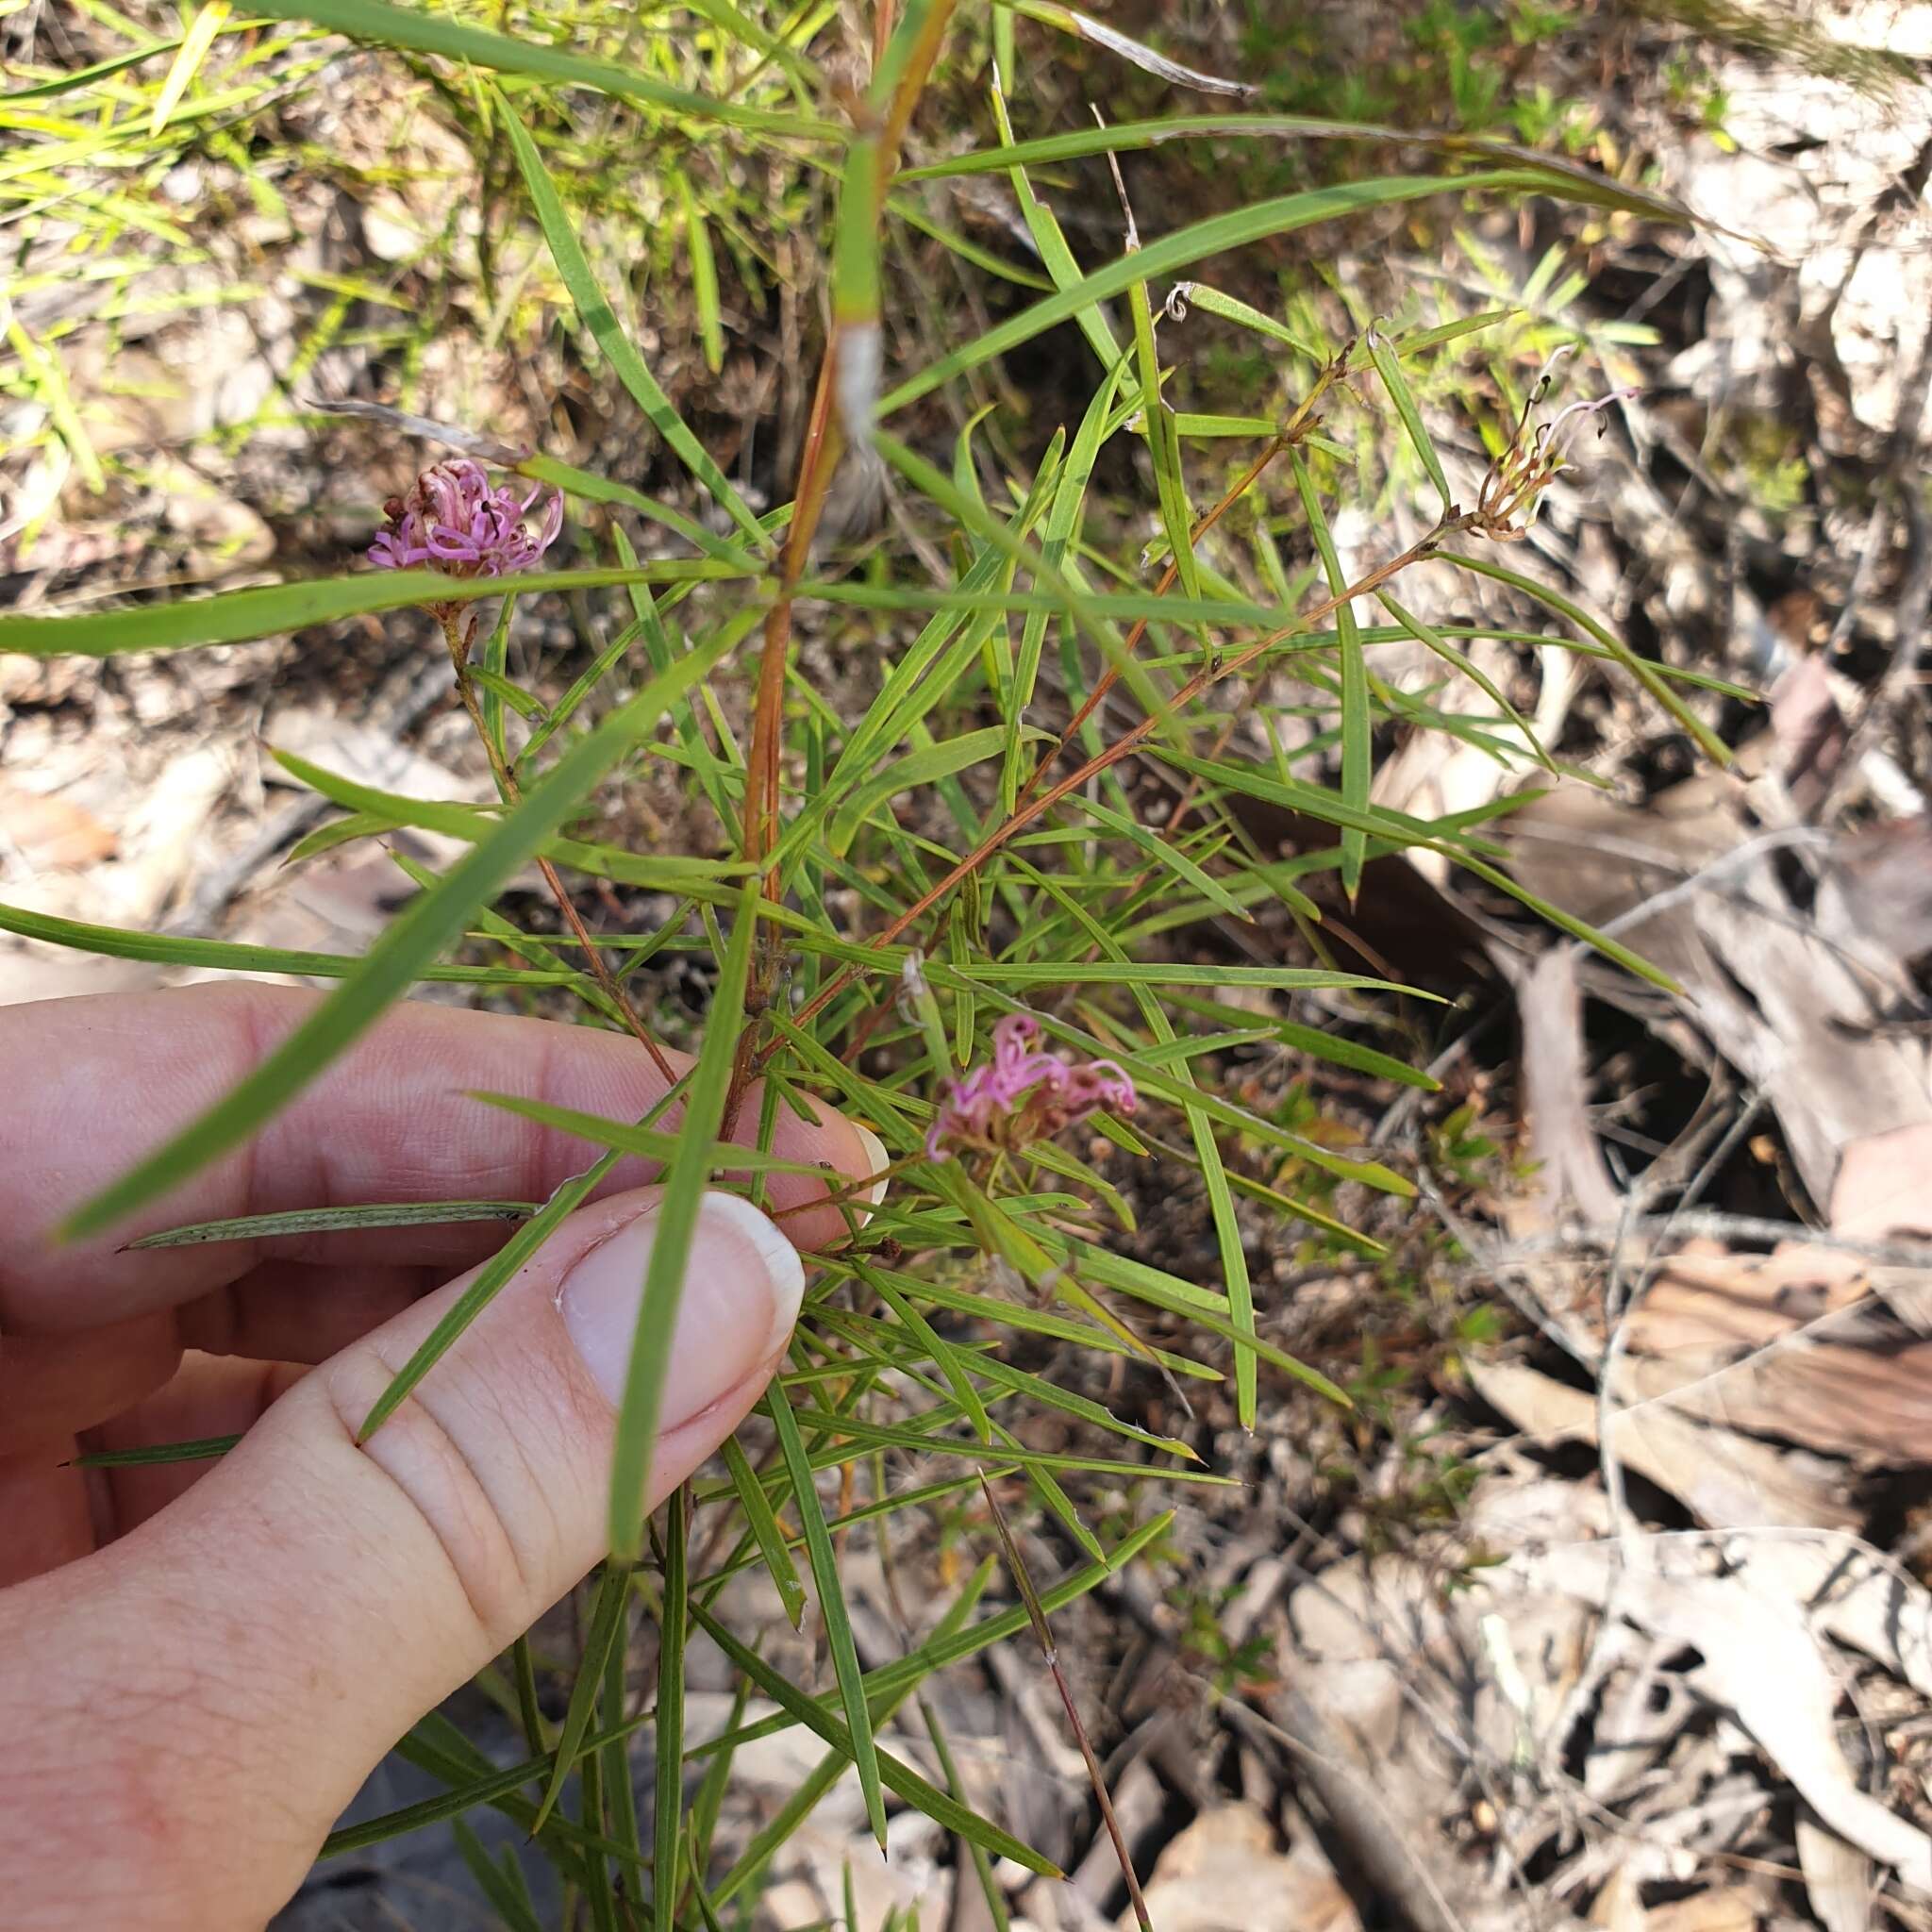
xmin=850 ymin=1121 xmax=891 ymax=1210
xmin=789 ymin=1096 xmax=891 ymax=1228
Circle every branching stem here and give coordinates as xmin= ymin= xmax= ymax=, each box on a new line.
xmin=780 ymin=512 xmax=1472 ymax=1046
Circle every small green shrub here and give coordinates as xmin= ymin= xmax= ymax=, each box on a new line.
xmin=1 ymin=1 xmax=1733 ymax=1920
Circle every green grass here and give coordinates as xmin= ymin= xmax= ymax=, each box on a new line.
xmin=2 ymin=0 xmax=1730 ymax=1920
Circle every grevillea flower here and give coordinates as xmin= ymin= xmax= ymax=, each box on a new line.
xmin=368 ymin=459 xmax=563 ymax=578
xmin=925 ymin=1012 xmax=1137 ymax=1160
xmin=1475 ymin=348 xmax=1638 ymax=539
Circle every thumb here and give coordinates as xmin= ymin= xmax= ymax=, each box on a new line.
xmin=0 ymin=1187 xmax=803 ymax=1932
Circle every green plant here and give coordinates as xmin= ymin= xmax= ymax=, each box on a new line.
xmin=0 ymin=2 xmax=1734 ymax=1922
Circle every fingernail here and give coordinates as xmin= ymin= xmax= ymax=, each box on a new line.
xmin=852 ymin=1122 xmax=891 ymax=1211
xmin=559 ymin=1192 xmax=805 ymax=1420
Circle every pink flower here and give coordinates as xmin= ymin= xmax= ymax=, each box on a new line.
xmin=368 ymin=459 xmax=562 ymax=578
xmin=926 ymin=1012 xmax=1137 ymax=1159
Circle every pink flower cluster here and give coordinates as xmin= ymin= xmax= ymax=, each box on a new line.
xmin=926 ymin=1012 xmax=1136 ymax=1160
xmin=368 ymin=459 xmax=562 ymax=578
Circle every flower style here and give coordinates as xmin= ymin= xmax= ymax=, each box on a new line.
xmin=1474 ymin=348 xmax=1637 ymax=540
xmin=926 ymin=1012 xmax=1137 ymax=1160
xmin=368 ymin=459 xmax=563 ymax=578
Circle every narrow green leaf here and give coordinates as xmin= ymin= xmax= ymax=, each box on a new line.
xmin=332 ymin=1713 xmax=641 ymax=1873
xmin=516 ymin=455 xmax=763 ymax=565
xmin=1192 ymin=1107 xmax=1257 ymax=1425
xmin=765 ymin=1376 xmax=889 ymax=1851
xmin=283 ymin=811 xmax=398 ymax=865
xmin=700 ymin=1512 xmax=1174 ymax=1747
xmin=686 ymin=1840 xmax=731 ymax=1932
xmin=968 ymin=1352 xmax=1195 ymax=1458
xmin=58 ymin=627 xmax=736 ymax=1243
xmin=689 ymin=1597 xmax=1060 ymax=1876
xmin=245 ymin=0 xmax=836 ymax=134
xmin=1441 ymin=549 xmax=1732 ymax=763
xmin=688 ymin=1672 xmax=752 ymax=1883
xmin=827 ymin=727 xmax=1019 ymax=858
xmin=1172 ymin=748 xmax=1677 ymax=989
xmin=868 ymin=1270 xmax=991 ymax=1442
xmin=1153 ymin=746 xmax=1505 ymax=857
xmin=899 ymin=117 xmax=1689 ymax=226
xmin=150 ymin=0 xmax=229 ymax=134
xmin=880 ymin=173 xmax=1553 ymax=414
xmin=273 ymin=742 xmax=747 ymax=891
xmin=1124 ymin=244 xmax=1200 ymax=602
xmin=653 ymin=1487 xmax=689 ymax=1932
xmin=5 ymin=41 xmax=186 ymax=102
xmin=1396 ymin=308 xmax=1516 ymax=354
xmin=68 ymin=1434 xmax=241 ymax=1469
xmin=517 ymin=614 xmax=646 ymax=768
xmin=450 ymin=1820 xmax=546 ymax=1932
xmin=781 ymin=1407 xmax=1235 ymax=1480
xmin=953 ymin=961 xmax=1417 ymax=993
xmin=823 ymin=434 xmax=1065 ymax=811
xmin=1377 ymin=590 xmax=1555 ymax=774
xmin=848 ymin=1265 xmax=1215 ymax=1378
xmin=1167 ymin=280 xmax=1318 ymax=357
xmin=708 ymin=1559 xmax=997 ymax=1910
xmin=890 ymin=194 xmax=1055 ymax=291
xmin=512 ymin=1635 xmax=549 ymax=1761
xmin=720 ymin=1436 xmax=807 ymax=1628
xmin=8 ymin=320 xmax=105 ymax=494
xmin=466 ymin=664 xmax=545 ymax=722
xmin=1163 ymin=992 xmax=1439 ymax=1090
xmin=1037 ymin=876 xmax=1265 ymax=1426
xmin=1365 ymin=325 xmax=1452 ymax=510
xmin=921 ymin=1700 xmax=1011 ymax=1932
xmin=989 ymin=61 xmax=1123 ymax=377
xmin=606 ymin=878 xmax=759 ymax=1557
xmin=0 ymin=564 xmax=741 ymax=659
xmin=1006 ymin=356 xmax=1128 ymax=811
xmin=495 ymin=89 xmax=769 ymax=552
xmin=127 ymin=1200 xmax=536 ymax=1248
xmin=869 ymin=429 xmax=1171 ymax=729
xmin=1174 ymin=411 xmax=1292 ymax=439
xmin=677 ymin=170 xmax=724 ymax=375
xmin=1072 ymin=794 xmax=1249 ymax=920
xmin=532 ymin=1564 xmax=633 ymax=1833
xmin=465 ymin=1091 xmax=823 ymax=1178
xmin=1455 ymin=845 xmax=1682 ymax=991
xmin=0 ymin=897 xmax=585 ymax=988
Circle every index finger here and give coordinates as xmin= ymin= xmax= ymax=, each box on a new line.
xmin=0 ymin=982 xmax=880 ymax=1332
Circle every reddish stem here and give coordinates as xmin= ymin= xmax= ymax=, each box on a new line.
xmin=783 ymin=514 xmax=1472 ymax=1043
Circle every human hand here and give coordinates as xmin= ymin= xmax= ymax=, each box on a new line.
xmin=0 ymin=984 xmax=882 ymax=1930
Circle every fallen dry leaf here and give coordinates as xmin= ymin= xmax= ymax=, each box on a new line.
xmin=1119 ymin=1804 xmax=1358 ymax=1932
xmin=1831 ymin=1126 xmax=1932 ymax=1242
xmin=0 ymin=785 xmax=117 ymax=868
xmin=1796 ymin=1808 xmax=1874 ymax=1932
xmin=1466 ymin=1356 xmax=1857 ymax=1529
xmin=1642 ymin=1890 xmax=1757 ymax=1932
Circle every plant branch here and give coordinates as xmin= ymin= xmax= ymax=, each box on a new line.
xmin=781 ymin=512 xmax=1473 ymax=1043
xmin=1014 ymin=341 xmax=1355 ymax=814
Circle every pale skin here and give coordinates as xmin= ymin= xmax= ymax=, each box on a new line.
xmin=0 ymin=983 xmax=878 ymax=1930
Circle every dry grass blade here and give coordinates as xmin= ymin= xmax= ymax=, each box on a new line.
xmin=979 ymin=1474 xmax=1154 ymax=1932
